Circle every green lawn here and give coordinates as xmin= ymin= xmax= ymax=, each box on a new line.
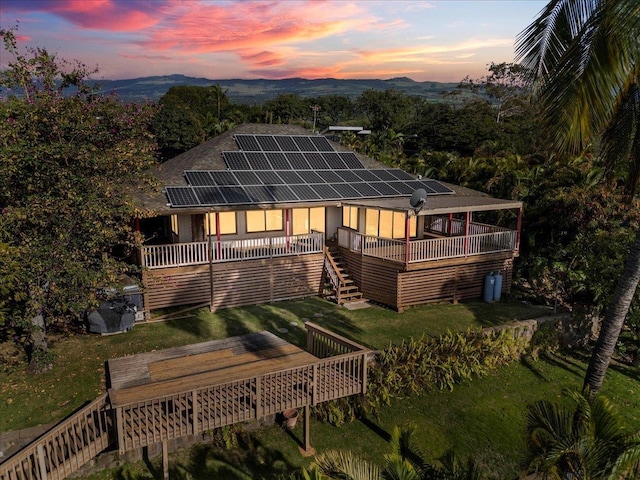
xmin=75 ymin=352 xmax=640 ymax=480
xmin=0 ymin=297 xmax=552 ymax=432
xmin=8 ymin=297 xmax=634 ymax=480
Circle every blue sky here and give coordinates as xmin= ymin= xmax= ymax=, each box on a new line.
xmin=0 ymin=0 xmax=547 ymax=81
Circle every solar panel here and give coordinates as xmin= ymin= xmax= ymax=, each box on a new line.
xmin=193 ymin=186 xmax=227 ymax=205
xmin=330 ymin=183 xmax=361 ymax=198
xmin=353 ymin=170 xmax=380 ymax=182
xmin=218 ymin=186 xmax=252 ymax=204
xmin=339 ymin=152 xmax=364 ymax=169
xmin=256 ymin=170 xmax=285 ymax=184
xmin=235 ymin=135 xmax=261 ymax=151
xmin=267 ymin=185 xmax=300 ymax=202
xmin=284 ymin=152 xmax=311 ymax=170
xmin=256 ymin=135 xmax=280 ymax=151
xmin=233 ymin=170 xmax=262 ymax=186
xmin=388 ymin=181 xmax=416 ymax=195
xmin=223 ymin=151 xmax=250 ymax=170
xmin=210 ymin=171 xmax=239 ymax=186
xmin=317 ymin=170 xmax=343 ymax=183
xmin=388 ymin=169 xmax=415 ymax=180
xmin=370 ymin=182 xmax=402 ymax=196
xmin=265 ymin=152 xmax=291 ymax=169
xmin=351 ymin=182 xmax=383 ymax=197
xmin=290 ymin=184 xmax=321 ymax=200
xmin=309 ymin=136 xmax=334 ymax=152
xmin=297 ymin=170 xmax=325 ymax=183
xmin=274 ymin=136 xmax=299 ymax=151
xmin=184 ymin=170 xmax=213 ymax=186
xmin=372 ymin=170 xmax=398 ymax=181
xmin=278 ymin=170 xmax=305 ymax=184
xmin=323 ymin=152 xmax=347 ymax=169
xmin=245 ymin=152 xmax=271 ymax=170
xmin=166 ymin=187 xmax=200 ymax=206
xmin=244 ymin=185 xmax=276 ymax=203
xmin=422 ymin=179 xmax=454 ymax=194
xmin=310 ymin=184 xmax=341 ymax=200
xmin=304 ymin=152 xmax=329 ymax=170
xmin=335 ymin=170 xmax=362 ymax=183
xmin=293 ymin=136 xmax=316 ymax=151
xmin=403 ymin=180 xmax=429 ymax=192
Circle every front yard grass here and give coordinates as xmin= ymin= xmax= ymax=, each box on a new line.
xmin=76 ymin=352 xmax=640 ymax=480
xmin=0 ymin=297 xmax=551 ymax=432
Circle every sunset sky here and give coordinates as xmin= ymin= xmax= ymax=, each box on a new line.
xmin=0 ymin=0 xmax=547 ymax=82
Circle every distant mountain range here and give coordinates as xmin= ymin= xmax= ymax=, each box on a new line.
xmin=94 ymin=74 xmax=461 ymax=103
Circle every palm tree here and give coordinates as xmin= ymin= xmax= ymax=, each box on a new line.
xmin=525 ymin=390 xmax=640 ymax=479
xmin=515 ymin=0 xmax=640 ymax=396
xmin=303 ymin=425 xmax=484 ymax=480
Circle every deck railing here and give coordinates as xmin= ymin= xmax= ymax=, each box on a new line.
xmin=426 ymin=217 xmax=512 ymax=236
xmin=0 ymin=394 xmax=113 ymax=480
xmin=141 ymin=232 xmax=324 ymax=269
xmin=114 ymin=323 xmax=368 ymax=453
xmin=337 ymin=227 xmax=517 ymax=264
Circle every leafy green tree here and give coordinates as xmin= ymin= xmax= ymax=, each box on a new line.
xmin=263 ymin=93 xmax=308 ymax=124
xmin=525 ymin=390 xmax=640 ymax=479
xmin=516 ymin=0 xmax=640 ymax=395
xmin=356 ymin=89 xmax=418 ymax=132
xmin=0 ymin=27 xmax=157 ymax=370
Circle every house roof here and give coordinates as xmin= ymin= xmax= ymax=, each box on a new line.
xmin=137 ymin=123 xmax=522 ymax=216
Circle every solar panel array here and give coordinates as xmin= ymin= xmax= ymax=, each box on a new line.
xmin=164 ymin=134 xmax=454 ymax=207
xmin=167 ymin=168 xmax=453 ymax=207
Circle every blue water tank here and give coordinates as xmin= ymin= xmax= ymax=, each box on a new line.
xmin=483 ymin=272 xmax=496 ymax=303
xmin=493 ymin=271 xmax=503 ymax=302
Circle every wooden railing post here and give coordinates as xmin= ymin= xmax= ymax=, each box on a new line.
xmin=192 ymin=390 xmax=199 ymax=435
xmin=116 ymin=407 xmax=125 ymax=455
xmin=36 ymin=444 xmax=48 ymax=480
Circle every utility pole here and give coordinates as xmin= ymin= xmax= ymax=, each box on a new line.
xmin=311 ymin=105 xmax=321 ymax=133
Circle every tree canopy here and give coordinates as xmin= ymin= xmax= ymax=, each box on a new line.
xmin=0 ymin=27 xmax=158 ymax=369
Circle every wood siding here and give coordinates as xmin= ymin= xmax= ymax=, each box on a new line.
xmin=340 ymin=248 xmax=513 ymax=311
xmin=143 ymin=254 xmax=324 ymax=313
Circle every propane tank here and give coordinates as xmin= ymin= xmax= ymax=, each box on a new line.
xmin=493 ymin=271 xmax=503 ymax=302
xmin=483 ymin=272 xmax=495 ymax=303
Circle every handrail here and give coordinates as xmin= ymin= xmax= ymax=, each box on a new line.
xmin=337 ymin=227 xmax=517 ymax=265
xmin=141 ymin=232 xmax=324 ymax=269
xmin=112 ymin=347 xmax=369 ymax=452
xmin=0 ymin=393 xmax=112 ymax=480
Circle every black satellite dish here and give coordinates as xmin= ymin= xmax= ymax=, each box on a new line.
xmin=410 ymin=188 xmax=428 ymax=214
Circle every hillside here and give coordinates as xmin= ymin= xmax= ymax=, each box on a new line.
xmin=95 ymin=75 xmax=460 ymax=103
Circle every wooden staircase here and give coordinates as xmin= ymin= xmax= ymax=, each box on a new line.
xmin=322 ymin=245 xmax=363 ymax=305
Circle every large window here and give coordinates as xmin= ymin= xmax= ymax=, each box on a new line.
xmin=246 ymin=209 xmax=283 ymax=233
xmin=292 ymin=207 xmax=325 ymax=235
xmin=342 ymin=206 xmax=358 ymax=230
xmin=206 ymin=212 xmax=237 ymax=235
xmin=365 ymin=208 xmax=416 ymax=239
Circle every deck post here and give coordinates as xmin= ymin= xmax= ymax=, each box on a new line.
xmin=516 ymin=207 xmax=522 ymax=251
xmin=192 ymin=390 xmax=199 ymax=435
xmin=302 ymin=404 xmax=315 ymax=456
xmin=116 ymin=407 xmax=125 ymax=455
xmin=162 ymin=440 xmax=169 ymax=480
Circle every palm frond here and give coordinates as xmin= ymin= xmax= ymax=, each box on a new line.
xmin=312 ymin=450 xmax=382 ymax=480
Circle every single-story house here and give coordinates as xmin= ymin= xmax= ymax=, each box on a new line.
xmin=134 ymin=123 xmax=522 ymax=315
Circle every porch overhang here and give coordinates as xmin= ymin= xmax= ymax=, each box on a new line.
xmin=342 ymin=194 xmax=522 ymax=216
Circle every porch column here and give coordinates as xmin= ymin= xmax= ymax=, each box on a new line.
xmin=404 ymin=213 xmax=411 ymax=265
xmin=285 ymin=209 xmax=291 ymax=251
xmin=207 ymin=211 xmax=215 ymax=311
xmin=216 ymin=212 xmax=222 ymax=259
xmin=448 ymin=213 xmax=453 ymax=236
xmin=464 ymin=211 xmax=470 ymax=256
xmin=516 ymin=207 xmax=522 ymax=251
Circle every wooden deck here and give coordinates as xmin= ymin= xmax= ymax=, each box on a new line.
xmin=1 ymin=324 xmax=368 ymax=480
xmin=107 ymin=332 xmax=317 ymax=406
xmin=108 ymin=326 xmax=369 ymax=454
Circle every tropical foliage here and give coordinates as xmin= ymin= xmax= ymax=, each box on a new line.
xmin=515 ymin=0 xmax=640 ymax=395
xmin=303 ymin=425 xmax=484 ymax=480
xmin=525 ymin=389 xmax=640 ymax=479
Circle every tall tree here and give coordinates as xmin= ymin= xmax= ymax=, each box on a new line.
xmin=0 ymin=27 xmax=157 ymax=370
xmin=516 ymin=0 xmax=640 ymax=395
